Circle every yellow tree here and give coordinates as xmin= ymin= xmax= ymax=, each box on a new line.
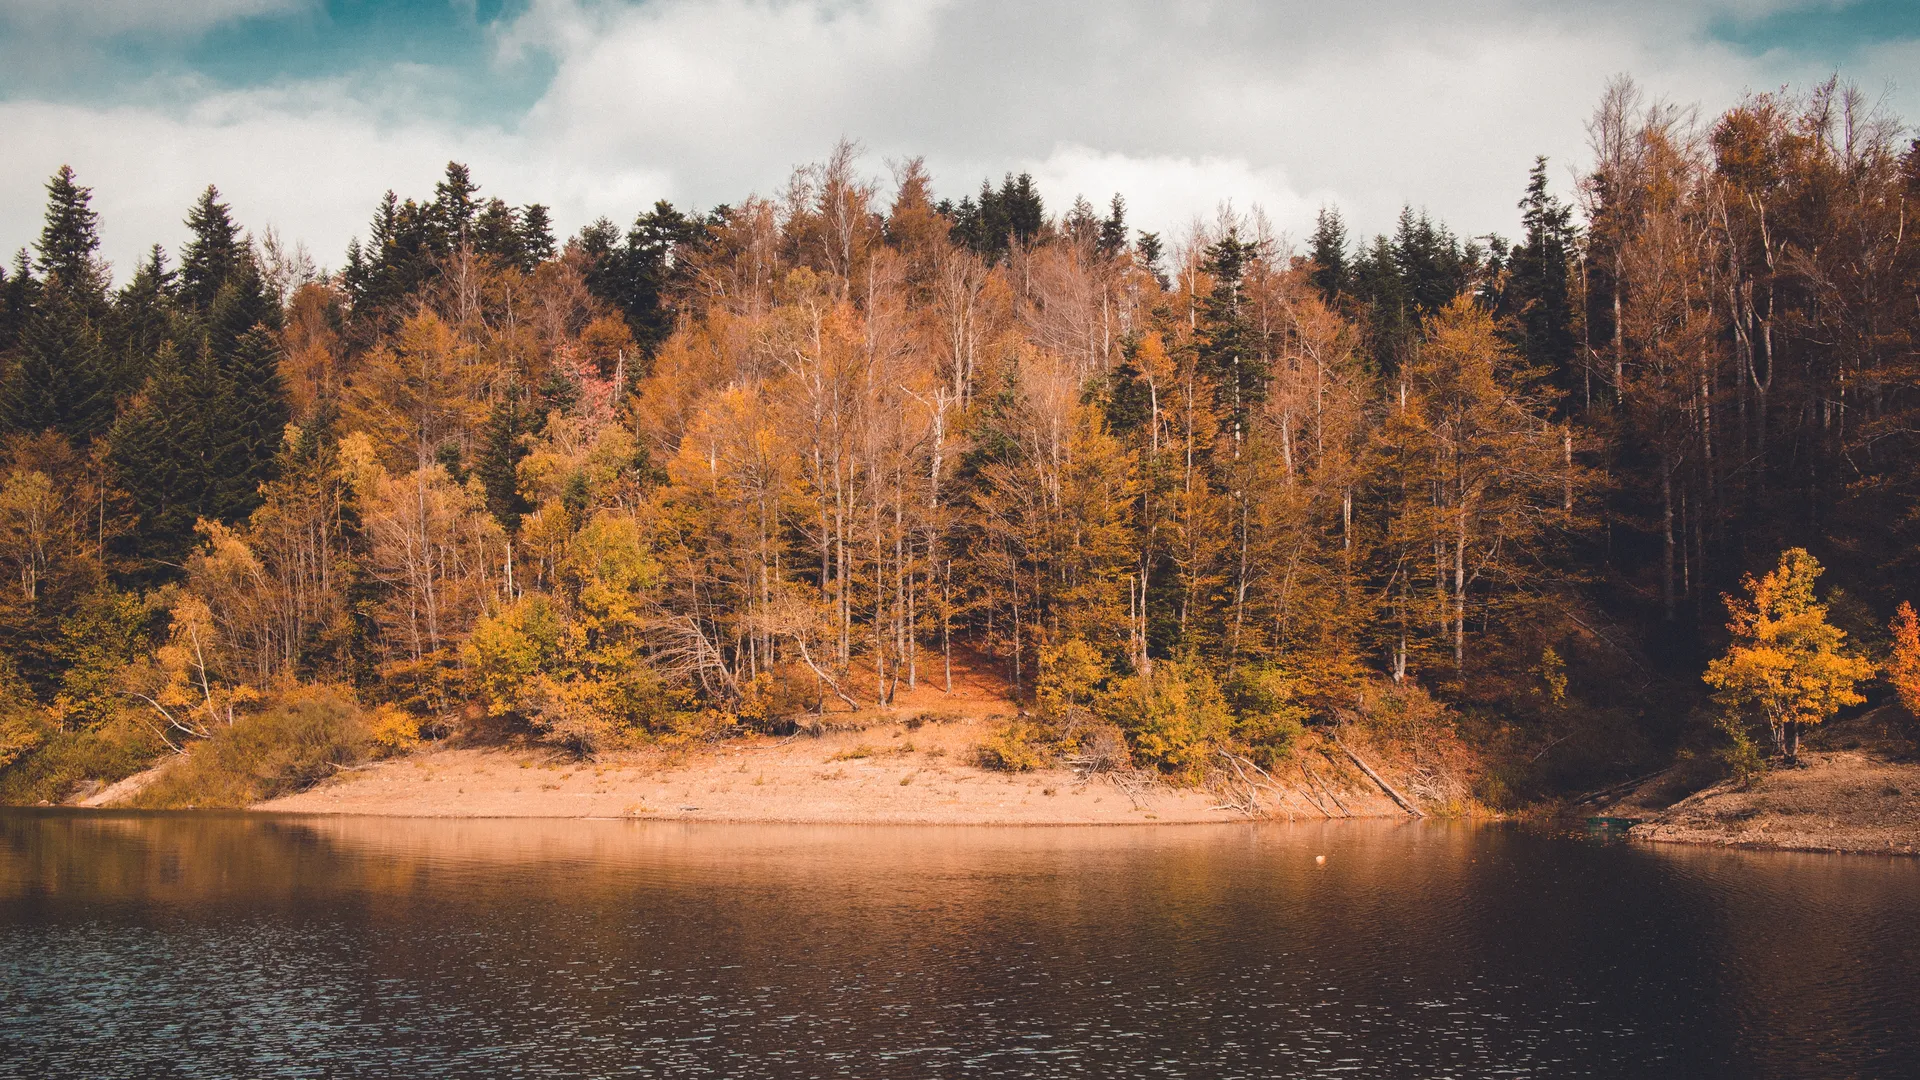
xmin=1703 ymin=548 xmax=1871 ymax=762
xmin=1889 ymin=602 xmax=1920 ymax=719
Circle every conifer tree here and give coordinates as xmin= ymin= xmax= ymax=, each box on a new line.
xmin=432 ymin=162 xmax=481 ymax=247
xmin=1308 ymin=207 xmax=1349 ymax=302
xmin=35 ymin=166 xmax=103 ymax=294
xmin=476 ymin=392 xmax=535 ymax=533
xmin=1 ymin=282 xmax=115 ymax=443
xmin=1505 ymin=158 xmax=1579 ymax=402
xmin=179 ymin=186 xmax=242 ymax=313
xmin=518 ymin=204 xmax=556 ymax=271
xmin=1197 ymin=230 xmax=1265 ymax=445
xmin=112 ymin=246 xmax=176 ymax=383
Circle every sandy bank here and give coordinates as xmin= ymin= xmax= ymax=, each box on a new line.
xmin=1598 ymin=745 xmax=1920 ymax=856
xmin=256 ymin=715 xmax=1410 ymax=825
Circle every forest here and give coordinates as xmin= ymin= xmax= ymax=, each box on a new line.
xmin=1 ymin=75 xmax=1917 ymax=808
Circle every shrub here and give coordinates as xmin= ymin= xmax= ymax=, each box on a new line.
xmin=1224 ymin=663 xmax=1310 ymax=768
xmin=1099 ymin=660 xmax=1230 ymax=774
xmin=0 ymin=717 xmax=168 ymax=805
xmin=1036 ymin=638 xmax=1111 ymax=716
xmin=367 ymin=704 xmax=423 ymax=757
xmin=975 ymin=719 xmax=1050 ymax=772
xmin=132 ymin=687 xmax=367 ymax=808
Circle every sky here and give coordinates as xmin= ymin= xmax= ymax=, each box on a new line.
xmin=2 ymin=0 xmax=1917 ymax=281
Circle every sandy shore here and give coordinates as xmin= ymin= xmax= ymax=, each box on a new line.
xmin=1601 ymin=748 xmax=1920 ymax=856
xmin=257 ymin=714 xmax=1410 ymax=824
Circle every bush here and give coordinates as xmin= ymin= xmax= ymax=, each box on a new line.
xmin=1099 ymin=660 xmax=1231 ymax=775
xmin=0 ymin=717 xmax=167 ymax=805
xmin=367 ymin=704 xmax=423 ymax=757
xmin=975 ymin=718 xmax=1050 ymax=771
xmin=132 ymin=687 xmax=367 ymax=808
xmin=1224 ymin=663 xmax=1310 ymax=768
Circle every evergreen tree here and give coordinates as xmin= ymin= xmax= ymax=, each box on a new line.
xmin=179 ymin=185 xmax=242 ymax=313
xmin=432 ymin=162 xmax=481 ymax=247
xmin=0 ymin=250 xmax=37 ymax=355
xmin=109 ymin=245 xmax=175 ymax=396
xmin=518 ymin=204 xmax=556 ymax=271
xmin=949 ymin=173 xmax=1046 ymax=261
xmin=474 ymin=198 xmax=522 ymax=267
xmin=1097 ymin=195 xmax=1129 ymax=259
xmin=1197 ymin=230 xmax=1265 ymax=442
xmin=579 ymin=201 xmax=704 ymax=359
xmin=109 ymin=342 xmax=225 ymax=569
xmin=1 ymin=280 xmax=116 ymax=443
xmin=1135 ymin=231 xmax=1168 ymax=289
xmin=476 ymin=392 xmax=535 ymax=533
xmin=1308 ymin=206 xmax=1349 ymax=302
xmin=35 ymin=166 xmax=103 ymax=294
xmin=1504 ymin=157 xmax=1579 ymax=401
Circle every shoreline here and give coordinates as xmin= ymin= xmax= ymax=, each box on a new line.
xmin=1595 ymin=747 xmax=1920 ymax=857
xmin=252 ymin=714 xmax=1414 ymax=825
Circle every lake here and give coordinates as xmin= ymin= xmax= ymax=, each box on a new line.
xmin=1 ymin=811 xmax=1916 ymax=1078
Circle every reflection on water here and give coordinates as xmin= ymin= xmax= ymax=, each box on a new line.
xmin=2 ymin=811 xmax=1916 ymax=1079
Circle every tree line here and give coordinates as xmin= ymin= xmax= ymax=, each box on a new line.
xmin=1 ymin=75 xmax=1916 ymax=799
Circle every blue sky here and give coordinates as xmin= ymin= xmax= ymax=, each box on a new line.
xmin=3 ymin=0 xmax=1916 ymax=279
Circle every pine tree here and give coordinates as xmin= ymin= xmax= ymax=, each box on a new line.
xmin=1098 ymin=195 xmax=1129 ymax=259
xmin=109 ymin=342 xmax=224 ymax=569
xmin=35 ymin=166 xmax=103 ymax=294
xmin=433 ymin=162 xmax=481 ymax=248
xmin=518 ymin=204 xmax=556 ymax=271
xmin=179 ymin=185 xmax=242 ymax=313
xmin=0 ymin=250 xmax=38 ymax=355
xmin=1308 ymin=207 xmax=1349 ymax=302
xmin=476 ymin=393 xmax=535 ymax=533
xmin=474 ymin=198 xmax=521 ymax=267
xmin=1505 ymin=158 xmax=1580 ymax=403
xmin=1197 ymin=229 xmax=1265 ymax=443
xmin=0 ymin=280 xmax=116 ymax=443
xmin=109 ymin=245 xmax=176 ymax=397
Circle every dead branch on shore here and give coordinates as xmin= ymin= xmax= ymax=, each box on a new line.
xmin=1334 ymin=731 xmax=1425 ymax=818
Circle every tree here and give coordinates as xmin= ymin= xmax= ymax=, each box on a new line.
xmin=1703 ymin=549 xmax=1871 ymax=763
xmin=1890 ymin=602 xmax=1920 ymax=720
xmin=34 ymin=166 xmax=103 ymax=292
xmin=179 ymin=186 xmax=242 ymax=313
xmin=1307 ymin=206 xmax=1349 ymax=302
xmin=1504 ymin=158 xmax=1579 ymax=403
xmin=0 ymin=281 xmax=116 ymax=443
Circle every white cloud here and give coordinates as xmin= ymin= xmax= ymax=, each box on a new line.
xmin=2 ymin=0 xmax=1913 ymax=280
xmin=0 ymin=0 xmax=309 ymax=38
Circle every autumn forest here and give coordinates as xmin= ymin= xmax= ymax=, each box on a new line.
xmin=3 ymin=75 xmax=1919 ymax=807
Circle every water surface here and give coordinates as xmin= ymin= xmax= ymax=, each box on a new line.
xmin=2 ymin=811 xmax=1916 ymax=1078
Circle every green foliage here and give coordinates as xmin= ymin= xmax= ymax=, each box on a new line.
xmin=0 ymin=715 xmax=163 ymax=805
xmin=52 ymin=587 xmax=149 ymax=730
xmin=1223 ymin=663 xmax=1310 ymax=767
xmin=131 ymin=687 xmax=367 ymax=808
xmin=34 ymin=166 xmax=102 ymax=290
xmin=1 ymin=280 xmax=116 ymax=443
xmin=1100 ymin=660 xmax=1232 ymax=774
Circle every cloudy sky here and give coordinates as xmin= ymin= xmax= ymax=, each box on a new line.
xmin=3 ymin=0 xmax=1917 ymax=280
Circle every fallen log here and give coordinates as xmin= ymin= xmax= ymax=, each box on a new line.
xmin=1334 ymin=733 xmax=1424 ymax=818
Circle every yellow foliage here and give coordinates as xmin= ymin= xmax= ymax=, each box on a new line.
xmin=1703 ymin=549 xmax=1872 ymax=759
xmin=367 ymin=704 xmax=423 ymax=757
xmin=1890 ymin=602 xmax=1920 ymax=720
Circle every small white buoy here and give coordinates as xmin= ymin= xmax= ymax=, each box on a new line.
xmin=1315 ymin=854 xmax=1327 ymax=866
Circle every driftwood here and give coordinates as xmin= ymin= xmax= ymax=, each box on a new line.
xmin=1300 ymin=756 xmax=1353 ymax=817
xmin=1569 ymin=771 xmax=1662 ymax=807
xmin=1292 ymin=762 xmax=1336 ymax=819
xmin=1334 ymin=733 xmax=1424 ymax=818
